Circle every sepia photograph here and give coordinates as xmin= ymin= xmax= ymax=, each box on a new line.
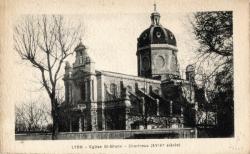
xmin=14 ymin=5 xmax=233 ymax=140
xmin=0 ymin=0 xmax=249 ymax=153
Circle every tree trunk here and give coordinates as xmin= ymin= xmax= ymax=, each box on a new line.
xmin=51 ymin=98 xmax=59 ymax=140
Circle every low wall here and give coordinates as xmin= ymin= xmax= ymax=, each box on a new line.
xmin=16 ymin=128 xmax=197 ymax=140
xmin=15 ymin=133 xmax=52 ymax=140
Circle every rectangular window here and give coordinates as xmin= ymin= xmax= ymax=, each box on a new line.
xmin=81 ymin=82 xmax=85 ymax=101
xmin=79 ymin=56 xmax=83 ymax=64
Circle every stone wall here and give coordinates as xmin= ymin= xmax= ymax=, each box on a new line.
xmin=15 ymin=128 xmax=197 ymax=140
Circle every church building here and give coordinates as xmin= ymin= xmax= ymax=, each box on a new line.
xmin=58 ymin=6 xmax=198 ymax=132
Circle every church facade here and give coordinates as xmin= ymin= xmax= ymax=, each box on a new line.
xmin=58 ymin=7 xmax=198 ymax=132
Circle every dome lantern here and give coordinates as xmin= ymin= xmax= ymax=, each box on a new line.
xmin=151 ymin=3 xmax=161 ymax=25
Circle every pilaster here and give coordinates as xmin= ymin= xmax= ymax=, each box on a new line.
xmin=170 ymin=100 xmax=173 ymax=116
xmin=125 ymin=108 xmax=131 ymax=130
xmin=79 ymin=117 xmax=83 ymax=132
xmin=156 ymin=99 xmax=159 ymax=116
xmin=102 ymin=106 xmax=106 ymax=130
xmin=90 ymin=104 xmax=98 ymax=131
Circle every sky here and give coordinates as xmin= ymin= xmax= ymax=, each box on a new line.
xmin=13 ymin=9 xmax=199 ymax=106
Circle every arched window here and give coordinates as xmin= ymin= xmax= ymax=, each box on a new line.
xmin=127 ymin=85 xmax=132 ymax=93
xmin=154 ymin=88 xmax=160 ymax=95
xmin=110 ymin=83 xmax=117 ymax=97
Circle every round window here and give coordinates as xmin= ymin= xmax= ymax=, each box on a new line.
xmin=156 ymin=31 xmax=161 ymax=38
xmin=155 ymin=56 xmax=165 ymax=68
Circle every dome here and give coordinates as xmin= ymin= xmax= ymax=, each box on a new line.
xmin=137 ymin=26 xmax=176 ymax=48
xmin=186 ymin=64 xmax=195 ymax=72
xmin=74 ymin=41 xmax=86 ymax=51
xmin=137 ymin=5 xmax=177 ymax=48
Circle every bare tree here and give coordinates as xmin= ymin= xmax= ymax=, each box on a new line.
xmin=13 ymin=15 xmax=82 ymax=139
xmin=15 ymin=101 xmax=51 ymax=133
xmin=191 ymin=11 xmax=233 ymax=80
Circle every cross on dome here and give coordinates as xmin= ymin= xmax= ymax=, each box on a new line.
xmin=74 ymin=37 xmax=86 ymax=51
xmin=154 ymin=2 xmax=157 ymax=12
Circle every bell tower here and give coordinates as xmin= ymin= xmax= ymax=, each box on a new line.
xmin=137 ymin=4 xmax=180 ymax=80
xmin=73 ymin=40 xmax=95 ymax=74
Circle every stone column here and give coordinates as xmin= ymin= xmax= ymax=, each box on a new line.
xmin=79 ymin=117 xmax=83 ymax=132
xmin=123 ymin=87 xmax=131 ymax=130
xmin=142 ymin=97 xmax=145 ymax=116
xmin=168 ymin=54 xmax=172 ymax=71
xmin=170 ymin=100 xmax=173 ymax=117
xmin=102 ymin=106 xmax=106 ymax=131
xmin=91 ymin=105 xmax=97 ymax=131
xmin=156 ymin=99 xmax=159 ymax=116
xmin=83 ymin=115 xmax=87 ymax=131
xmin=125 ymin=108 xmax=131 ymax=130
xmin=89 ymin=79 xmax=93 ymax=101
xmin=84 ymin=80 xmax=88 ymax=101
xmin=141 ymin=97 xmax=146 ymax=129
